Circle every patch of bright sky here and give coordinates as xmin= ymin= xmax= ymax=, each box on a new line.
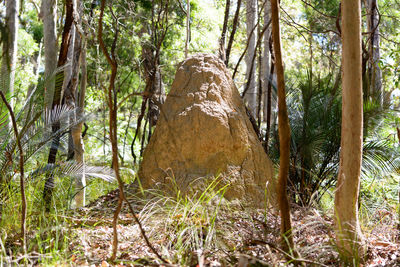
xmin=189 ymin=0 xmax=223 ymax=53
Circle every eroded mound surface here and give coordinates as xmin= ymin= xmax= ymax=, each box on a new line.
xmin=139 ymin=54 xmax=276 ymax=205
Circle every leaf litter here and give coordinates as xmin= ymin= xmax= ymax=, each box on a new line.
xmin=52 ymin=184 xmax=400 ymax=266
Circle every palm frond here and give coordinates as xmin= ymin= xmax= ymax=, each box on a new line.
xmin=31 ymin=162 xmax=116 ymax=189
xmin=362 ymin=140 xmax=399 ymax=178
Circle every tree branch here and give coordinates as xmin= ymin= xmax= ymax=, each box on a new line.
xmin=0 ymin=91 xmax=26 ymax=253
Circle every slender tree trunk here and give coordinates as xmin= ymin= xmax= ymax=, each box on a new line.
xmin=262 ymin=1 xmax=271 ymax=123
xmin=185 ymin=0 xmax=190 ymax=58
xmin=98 ymin=1 xmax=121 ymax=258
xmin=24 ymin=41 xmax=42 ymax=124
xmin=41 ymin=0 xmax=58 ymax=110
xmin=63 ymin=25 xmax=75 ymax=97
xmin=225 ymin=0 xmax=242 ymax=66
xmin=366 ymin=0 xmax=382 ymax=106
xmin=27 ymin=40 xmax=42 ymax=98
xmin=65 ymin=24 xmax=76 ymax=161
xmin=270 ymin=0 xmax=294 ymax=253
xmin=98 ymin=3 xmax=166 ymax=262
xmin=257 ymin=35 xmax=262 ymax=126
xmin=43 ymin=0 xmax=74 ymax=209
xmin=73 ymin=35 xmax=87 ymax=208
xmin=1 ymin=0 xmax=19 ymax=128
xmin=132 ymin=14 xmax=168 ymax=162
xmin=71 ymin=1 xmax=88 ymax=207
xmin=264 ymin=36 xmax=274 ymax=153
xmin=219 ymin=0 xmax=230 ymax=62
xmin=334 ymin=0 xmax=366 ymax=261
xmin=64 ymin=4 xmax=85 ymax=206
xmin=397 ymin=127 xmax=400 ymax=235
xmin=244 ymin=0 xmax=258 ymax=117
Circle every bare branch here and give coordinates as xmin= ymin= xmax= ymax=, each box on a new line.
xmin=0 ymin=91 xmax=26 ymax=253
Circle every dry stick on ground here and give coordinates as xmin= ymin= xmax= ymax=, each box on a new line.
xmin=225 ymin=0 xmax=241 ymax=66
xmin=264 ymin=241 xmax=329 ymax=267
xmin=270 ymin=0 xmax=295 ymax=254
xmin=0 ymin=91 xmax=26 ymax=252
xmin=98 ymin=0 xmax=167 ymax=263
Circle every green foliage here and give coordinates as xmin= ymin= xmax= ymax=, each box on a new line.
xmin=269 ymin=71 xmax=400 ymax=206
xmin=302 ymin=0 xmax=340 ymax=32
xmin=134 ymin=0 xmax=152 ymax=11
xmin=2 ymin=0 xmax=400 ymax=264
xmin=19 ymin=6 xmax=43 ymax=44
xmin=0 ymin=70 xmax=116 ymax=263
xmin=268 ymin=72 xmax=341 ymax=205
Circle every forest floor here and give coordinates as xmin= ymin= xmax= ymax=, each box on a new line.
xmin=5 ymin=184 xmax=398 ymax=266
xmin=59 ymin=183 xmax=400 ymax=267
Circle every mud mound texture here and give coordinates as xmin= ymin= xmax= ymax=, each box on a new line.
xmin=139 ymin=54 xmax=276 ymax=206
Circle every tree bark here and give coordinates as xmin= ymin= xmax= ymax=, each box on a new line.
xmin=185 ymin=0 xmax=190 ymax=58
xmin=264 ymin=41 xmax=274 ymax=153
xmin=1 ymin=0 xmax=19 ymax=127
xmin=366 ymin=0 xmax=382 ymax=106
xmin=64 ymin=0 xmax=86 ymax=206
xmin=43 ymin=0 xmax=75 ymax=210
xmin=244 ymin=0 xmax=258 ymax=117
xmin=334 ymin=0 xmax=366 ymax=261
xmin=270 ymin=0 xmax=294 ymax=253
xmin=72 ymin=4 xmax=88 ymax=207
xmin=42 ymin=0 xmax=58 ymax=110
xmin=262 ymin=1 xmax=271 ymax=123
xmin=65 ymin=23 xmax=76 ymax=162
xmin=225 ymin=0 xmax=242 ymax=66
xmin=73 ymin=34 xmax=87 ymax=208
xmin=219 ymin=0 xmax=230 ymax=62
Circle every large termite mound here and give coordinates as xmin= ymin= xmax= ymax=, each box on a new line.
xmin=138 ymin=54 xmax=276 ymax=206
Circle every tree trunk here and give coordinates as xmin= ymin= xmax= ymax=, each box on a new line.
xmin=219 ymin=0 xmax=230 ymax=62
xmin=334 ymin=0 xmax=366 ymax=261
xmin=63 ymin=25 xmax=76 ymax=104
xmin=225 ymin=0 xmax=242 ymax=66
xmin=72 ymin=0 xmax=87 ymax=207
xmin=262 ymin=0 xmax=271 ymax=124
xmin=1 ymin=0 xmax=19 ymax=127
xmin=73 ymin=35 xmax=87 ymax=208
xmin=43 ymin=0 xmax=74 ymax=210
xmin=65 ymin=24 xmax=76 ymax=161
xmin=367 ymin=0 xmax=382 ymax=106
xmin=24 ymin=41 xmax=42 ymax=123
xmin=244 ymin=0 xmax=258 ymax=117
xmin=264 ymin=36 xmax=275 ymax=153
xmin=41 ymin=0 xmax=58 ymax=110
xmin=270 ymin=0 xmax=294 ymax=253
xmin=185 ymin=0 xmax=190 ymax=58
xmin=64 ymin=5 xmax=86 ymax=207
